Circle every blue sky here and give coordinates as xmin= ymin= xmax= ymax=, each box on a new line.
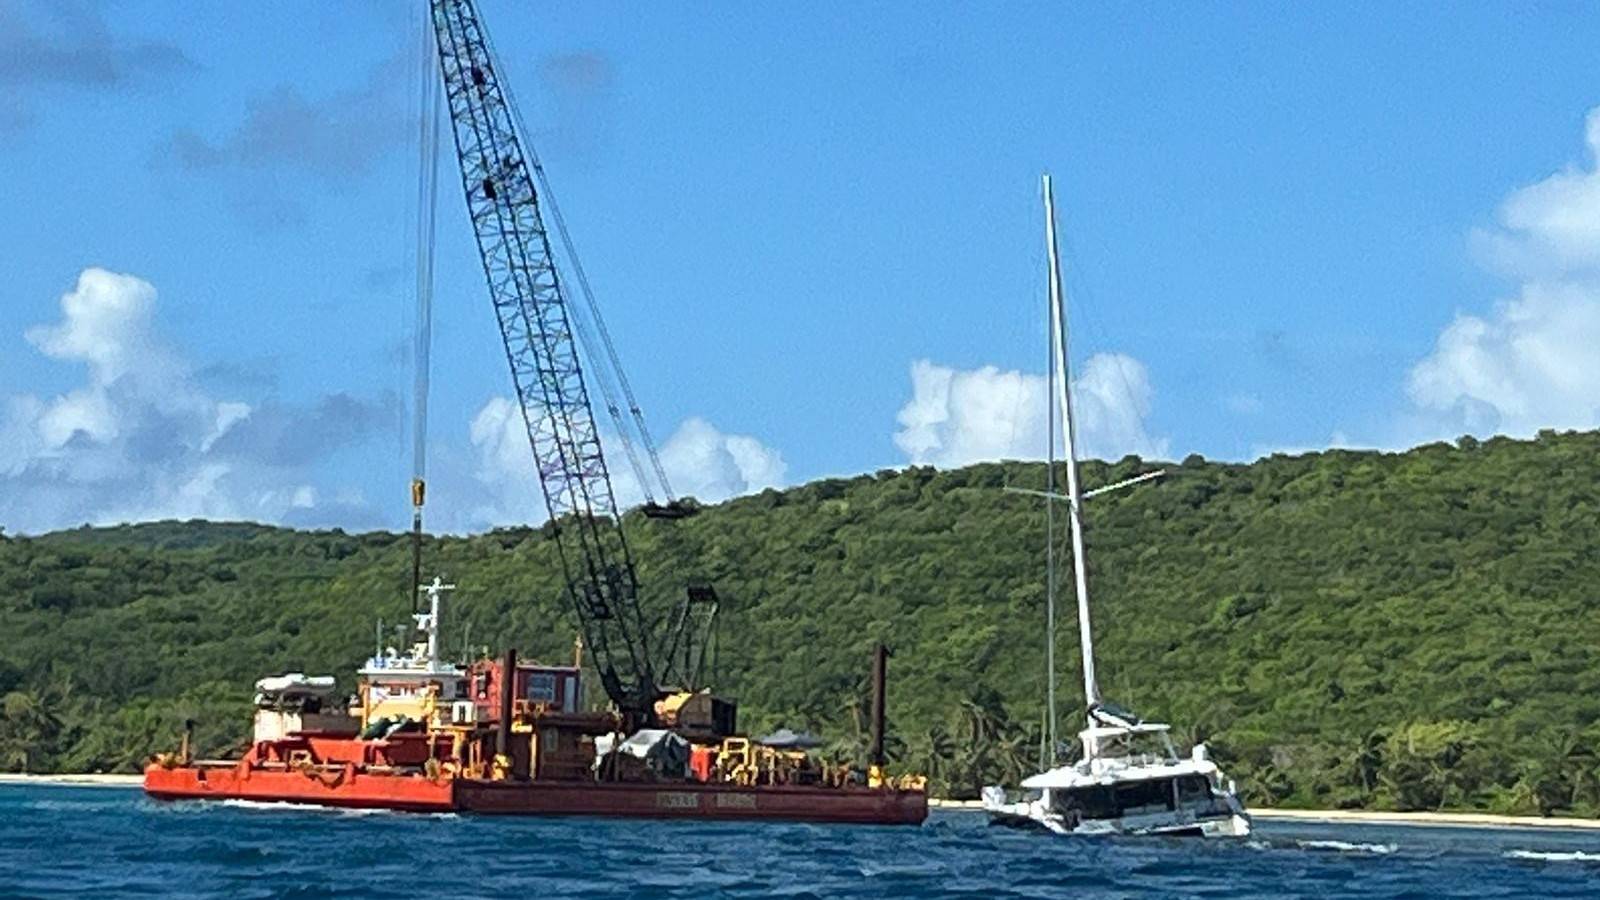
xmin=3 ymin=1 xmax=1600 ymax=534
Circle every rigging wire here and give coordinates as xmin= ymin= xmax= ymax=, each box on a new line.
xmin=409 ymin=8 xmax=443 ymax=610
xmin=1003 ymin=206 xmax=1052 ymax=465
xmin=1053 ymin=203 xmax=1156 ymax=461
xmin=477 ymin=24 xmax=676 ymax=506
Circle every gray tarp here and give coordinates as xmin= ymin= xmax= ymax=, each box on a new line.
xmin=595 ymin=728 xmax=690 ymax=777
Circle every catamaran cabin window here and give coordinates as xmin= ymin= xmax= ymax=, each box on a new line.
xmin=1113 ymin=779 xmax=1175 ymax=813
xmin=1051 ymin=787 xmax=1118 ymax=819
xmin=1176 ymin=775 xmax=1211 ymax=804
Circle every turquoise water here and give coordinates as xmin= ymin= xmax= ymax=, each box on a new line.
xmin=2 ymin=784 xmax=1598 ymax=897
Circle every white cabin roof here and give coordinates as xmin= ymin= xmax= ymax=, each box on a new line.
xmin=1081 ymin=722 xmax=1170 ymax=740
xmin=255 ymin=673 xmax=336 ymax=695
xmin=1021 ymin=755 xmax=1216 ymax=790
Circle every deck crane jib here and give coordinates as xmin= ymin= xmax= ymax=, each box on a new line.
xmin=137 ymin=0 xmax=931 ymax=825
xmin=428 ymin=0 xmax=665 ymax=723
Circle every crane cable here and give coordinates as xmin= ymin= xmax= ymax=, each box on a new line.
xmin=410 ymin=9 xmax=443 ymax=611
xmin=479 ymin=23 xmax=676 ymax=507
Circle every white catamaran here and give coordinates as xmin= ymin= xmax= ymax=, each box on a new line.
xmin=982 ymin=175 xmax=1251 ymax=838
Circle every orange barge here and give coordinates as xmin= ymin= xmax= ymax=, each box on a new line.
xmin=143 ymin=761 xmax=925 ymax=824
xmin=144 ymin=581 xmax=927 ymax=825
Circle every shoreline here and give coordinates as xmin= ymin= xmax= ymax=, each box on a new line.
xmin=1248 ymin=806 xmax=1600 ymax=831
xmin=0 ymin=773 xmax=142 ymax=788
xmin=6 ymin=776 xmax=1598 ymax=830
xmin=927 ymin=797 xmax=1600 ymax=830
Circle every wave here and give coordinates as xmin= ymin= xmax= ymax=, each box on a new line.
xmin=207 ymin=799 xmax=455 ymax=819
xmin=217 ymin=798 xmax=357 ymax=813
xmin=857 ymin=861 xmax=946 ymax=878
xmin=1505 ymin=849 xmax=1600 ymax=863
xmin=1294 ymin=839 xmax=1398 ymax=855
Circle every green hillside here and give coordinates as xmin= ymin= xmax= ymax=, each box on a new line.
xmin=4 ymin=429 xmax=1600 ymax=816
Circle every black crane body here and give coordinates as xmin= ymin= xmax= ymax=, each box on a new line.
xmin=429 ymin=0 xmax=658 ymax=722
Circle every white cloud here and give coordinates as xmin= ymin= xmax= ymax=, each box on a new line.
xmin=1407 ymin=107 xmax=1600 ymax=439
xmin=892 ymin=353 xmax=1169 ymax=468
xmin=658 ymin=417 xmax=786 ymax=502
xmin=0 ymin=268 xmax=391 ymax=533
xmin=461 ymin=396 xmax=545 ymax=528
xmin=1073 ymin=353 xmax=1169 ymax=461
xmin=462 ymin=398 xmax=787 ymax=530
xmin=26 ymin=267 xmax=166 ymax=380
xmin=1249 ymin=431 xmax=1356 ymax=461
xmin=1473 ymin=108 xmax=1600 ymax=278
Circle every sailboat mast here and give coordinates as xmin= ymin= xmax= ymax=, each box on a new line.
xmin=1045 ymin=242 xmax=1059 ymax=762
xmin=1042 ymin=174 xmax=1100 ymax=712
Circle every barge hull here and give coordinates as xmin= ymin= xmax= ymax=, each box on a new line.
xmin=143 ymin=766 xmax=926 ymax=825
xmin=457 ymin=778 xmax=927 ymax=825
xmin=143 ymin=765 xmax=455 ymax=813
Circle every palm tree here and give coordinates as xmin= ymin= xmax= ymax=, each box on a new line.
xmin=825 ymin=694 xmax=870 ymax=769
xmin=1327 ymin=729 xmax=1385 ymax=801
xmin=914 ymin=724 xmax=954 ymax=791
xmin=1562 ymin=738 xmax=1600 ymax=813
xmin=0 ymin=690 xmax=63 ymax=773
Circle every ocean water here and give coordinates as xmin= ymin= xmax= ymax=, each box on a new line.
xmin=2 ymin=784 xmax=1598 ymax=898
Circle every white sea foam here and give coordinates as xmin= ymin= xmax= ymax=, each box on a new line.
xmin=216 ymin=798 xmax=345 ymax=813
xmin=1505 ymin=849 xmax=1600 ymax=863
xmin=207 ymin=799 xmax=459 ymax=820
xmin=1295 ymin=839 xmax=1398 ymax=855
xmin=857 ymin=861 xmax=944 ymax=877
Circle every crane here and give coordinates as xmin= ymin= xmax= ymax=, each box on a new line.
xmin=428 ymin=0 xmax=661 ymax=722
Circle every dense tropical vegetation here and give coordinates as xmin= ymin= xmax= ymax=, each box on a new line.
xmin=5 ymin=430 xmax=1600 ymax=816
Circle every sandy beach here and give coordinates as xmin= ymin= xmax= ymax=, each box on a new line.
xmin=1250 ymin=806 xmax=1600 ymax=831
xmin=0 ymin=773 xmax=143 ymax=788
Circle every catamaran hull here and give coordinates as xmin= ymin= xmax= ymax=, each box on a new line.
xmin=985 ymin=799 xmax=1251 ymax=838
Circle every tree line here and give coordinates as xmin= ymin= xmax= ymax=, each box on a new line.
xmin=4 ymin=429 xmax=1600 ymax=816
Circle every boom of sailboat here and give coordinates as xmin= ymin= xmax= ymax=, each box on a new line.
xmin=1002 ymin=468 xmax=1168 ymax=506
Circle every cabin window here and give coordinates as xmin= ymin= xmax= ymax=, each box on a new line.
xmin=526 ymin=673 xmax=557 ymax=703
xmin=1113 ymin=779 xmax=1175 ymax=813
xmin=1176 ymin=775 xmax=1211 ymax=805
xmin=1051 ymin=787 xmax=1118 ymax=819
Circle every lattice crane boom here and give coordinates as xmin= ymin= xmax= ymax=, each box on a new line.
xmin=429 ymin=0 xmax=658 ymax=720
